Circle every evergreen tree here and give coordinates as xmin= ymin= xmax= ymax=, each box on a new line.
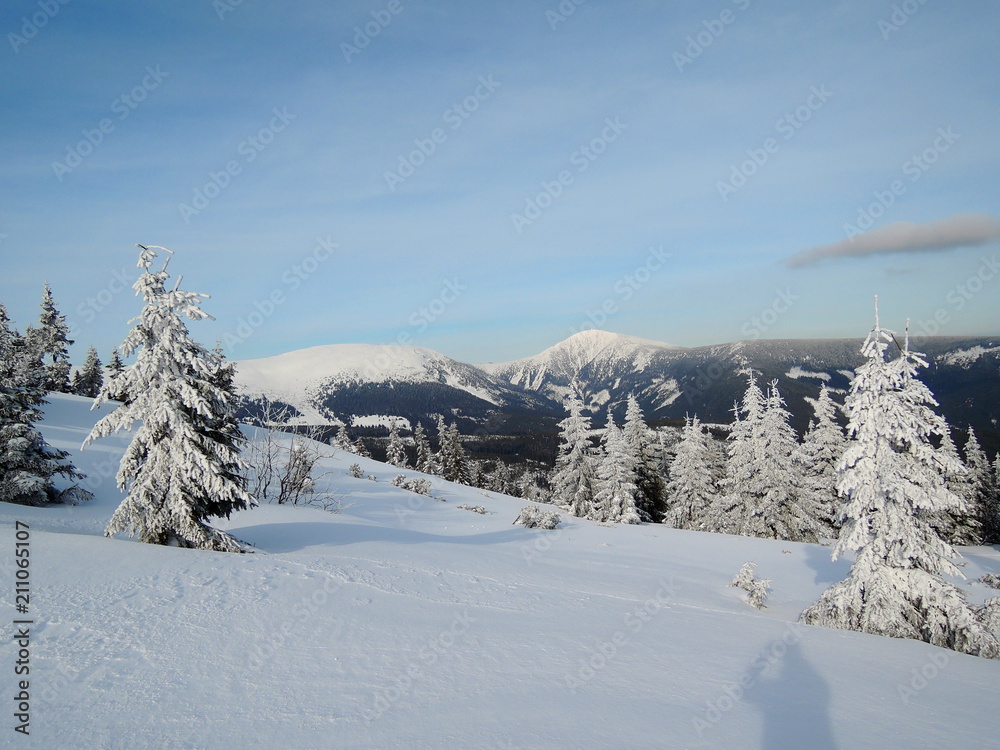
xmin=794 ymin=386 xmax=846 ymax=536
xmin=83 ymin=245 xmax=255 ymax=552
xmin=0 ymin=302 xmax=89 ymax=505
xmin=386 ymin=419 xmax=408 ymax=468
xmin=987 ymin=455 xmax=1000 ymax=544
xmin=105 ymin=348 xmax=128 ymax=403
xmin=705 ymin=369 xmax=765 ymax=535
xmin=801 ymin=308 xmax=999 ymax=658
xmin=73 ymin=346 xmax=104 ymax=398
xmin=332 ymin=422 xmax=354 ymax=453
xmin=413 ymin=421 xmax=438 ymax=475
xmin=622 ymin=394 xmax=666 ymax=522
xmin=594 ymin=416 xmax=641 ymax=524
xmin=437 ymin=419 xmax=470 ymax=484
xmin=662 ymin=416 xmax=716 ymax=529
xmin=549 ymin=398 xmax=597 ymax=517
xmin=352 ymin=436 xmax=371 ymax=458
xmin=933 ymin=429 xmax=980 ymax=546
xmin=962 ymin=428 xmax=992 ymax=540
xmin=25 ymin=282 xmax=74 ymax=393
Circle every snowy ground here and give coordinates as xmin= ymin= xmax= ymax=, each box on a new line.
xmin=2 ymin=394 xmax=1000 ymax=749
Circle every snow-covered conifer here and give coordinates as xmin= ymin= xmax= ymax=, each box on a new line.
xmin=413 ymin=421 xmax=438 ymax=475
xmin=794 ymin=386 xmax=845 ymax=536
xmin=622 ymin=394 xmax=666 ymax=522
xmin=963 ymin=428 xmax=992 ymax=540
xmin=386 ymin=419 xmax=408 ymax=468
xmin=549 ymin=398 xmax=597 ymax=517
xmin=25 ymin=282 xmax=74 ymax=393
xmin=594 ymin=416 xmax=641 ymax=524
xmin=72 ymin=346 xmax=104 ymax=398
xmin=801 ymin=307 xmax=999 ymax=658
xmin=84 ymin=245 xmax=255 ymax=552
xmin=437 ymin=420 xmax=470 ymax=484
xmin=0 ymin=302 xmax=89 ymax=505
xmin=332 ymin=422 xmax=354 ymax=453
xmin=932 ymin=429 xmax=980 ymax=546
xmin=662 ymin=416 xmax=716 ymax=529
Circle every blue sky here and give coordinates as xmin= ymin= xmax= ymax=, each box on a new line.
xmin=2 ymin=0 xmax=998 ymax=365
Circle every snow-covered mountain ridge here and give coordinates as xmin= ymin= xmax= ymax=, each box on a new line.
xmin=234 ymin=330 xmax=1000 ymax=454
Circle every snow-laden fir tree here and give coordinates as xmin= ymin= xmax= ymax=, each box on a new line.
xmin=931 ymin=428 xmax=980 ymax=546
xmin=662 ymin=415 xmax=716 ymax=530
xmin=72 ymin=346 xmax=104 ymax=398
xmin=594 ymin=415 xmax=642 ymax=524
xmin=413 ymin=421 xmax=438 ymax=475
xmin=352 ymin=436 xmax=371 ymax=458
xmin=0 ymin=302 xmax=89 ymax=506
xmin=25 ymin=282 xmax=74 ymax=393
xmin=436 ymin=417 xmax=470 ymax=484
xmin=622 ymin=394 xmax=666 ymax=522
xmin=549 ymin=397 xmax=598 ymax=517
xmin=988 ymin=454 xmax=1000 ymax=544
xmin=104 ymin=348 xmax=128 ymax=403
xmin=705 ymin=368 xmax=765 ymax=534
xmin=332 ymin=422 xmax=354 ymax=453
xmin=793 ymin=385 xmax=846 ymax=537
xmin=801 ymin=306 xmax=999 ymax=658
xmin=84 ymin=245 xmax=255 ymax=552
xmin=960 ymin=427 xmax=992 ymax=543
xmin=386 ymin=419 xmax=408 ymax=468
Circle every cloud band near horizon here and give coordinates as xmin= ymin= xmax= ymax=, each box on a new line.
xmin=785 ymin=214 xmax=1000 ymax=269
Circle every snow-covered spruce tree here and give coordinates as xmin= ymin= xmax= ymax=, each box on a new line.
xmin=0 ymin=302 xmax=89 ymax=506
xmin=413 ymin=421 xmax=438 ymax=475
xmin=705 ymin=369 xmax=765 ymax=534
xmin=386 ymin=419 xmax=408 ymax=468
xmin=594 ymin=415 xmax=642 ymax=524
xmin=72 ymin=346 xmax=104 ymax=398
xmin=25 ymin=282 xmax=74 ymax=393
xmin=988 ymin=454 xmax=1000 ymax=544
xmin=662 ymin=415 xmax=716 ymax=530
xmin=801 ymin=308 xmax=999 ymax=658
xmin=932 ymin=428 xmax=980 ymax=546
xmin=794 ymin=385 xmax=846 ymax=537
xmin=83 ymin=245 xmax=255 ymax=552
xmin=962 ymin=429 xmax=992 ymax=525
xmin=623 ymin=394 xmax=666 ymax=522
xmin=549 ymin=397 xmax=598 ymax=517
xmin=332 ymin=422 xmax=354 ymax=453
xmin=435 ymin=417 xmax=470 ymax=484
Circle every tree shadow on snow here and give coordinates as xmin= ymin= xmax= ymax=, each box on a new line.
xmin=227 ymin=521 xmax=527 ymax=553
xmin=804 ymin=544 xmax=852 ymax=586
xmin=744 ymin=640 xmax=838 ymax=750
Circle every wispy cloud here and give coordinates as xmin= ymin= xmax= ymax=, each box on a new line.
xmin=785 ymin=214 xmax=1000 ymax=268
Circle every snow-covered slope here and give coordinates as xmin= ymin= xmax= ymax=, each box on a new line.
xmin=3 ymin=393 xmax=1000 ymax=749
xmin=234 ymin=343 xmax=562 ymax=427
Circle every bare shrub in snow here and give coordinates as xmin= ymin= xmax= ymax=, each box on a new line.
xmin=457 ymin=504 xmax=488 ymax=514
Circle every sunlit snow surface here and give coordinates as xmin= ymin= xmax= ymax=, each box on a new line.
xmin=1 ymin=393 xmax=999 ymax=749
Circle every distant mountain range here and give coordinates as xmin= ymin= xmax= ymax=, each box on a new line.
xmin=234 ymin=330 xmax=1000 ymax=456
